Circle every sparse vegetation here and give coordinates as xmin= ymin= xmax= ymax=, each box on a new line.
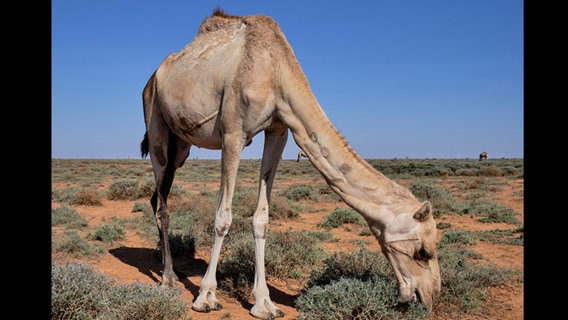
xmin=51 ymin=158 xmax=523 ymax=319
xmin=52 ymin=262 xmax=188 ymax=320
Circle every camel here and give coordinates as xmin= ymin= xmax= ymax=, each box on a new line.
xmin=479 ymin=151 xmax=488 ymax=161
xmin=140 ymin=8 xmax=440 ymax=319
xmin=296 ymin=150 xmax=308 ymax=162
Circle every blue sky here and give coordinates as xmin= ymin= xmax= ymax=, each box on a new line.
xmin=52 ymin=0 xmax=523 ymax=160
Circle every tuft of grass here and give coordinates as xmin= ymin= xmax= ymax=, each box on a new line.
xmin=292 ymin=230 xmax=337 ymax=242
xmin=437 ymin=222 xmax=452 ymax=229
xmin=52 ymin=262 xmax=188 ymax=320
xmin=439 ymin=229 xmax=478 ymax=247
xmin=296 ymin=276 xmax=428 ymax=320
xmin=52 ymin=186 xmax=81 ymax=203
xmin=269 ymin=196 xmax=301 ymax=219
xmin=73 ymin=188 xmax=104 ymax=206
xmin=131 ymin=201 xmax=150 ymax=212
xmin=52 ymin=206 xmax=88 ymax=228
xmin=306 ymin=248 xmax=392 ymax=288
xmin=298 ymin=248 xmax=426 ymax=320
xmin=107 ymin=180 xmax=142 ymax=200
xmin=410 ymin=181 xmax=453 ymax=217
xmin=282 ymin=184 xmax=319 ymax=201
xmin=52 ymin=231 xmax=103 ymax=258
xmin=88 ymin=221 xmax=126 ymax=244
xmin=318 ymin=207 xmax=366 ymax=230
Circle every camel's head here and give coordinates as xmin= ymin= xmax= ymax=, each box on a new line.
xmin=377 ymin=200 xmax=441 ymax=312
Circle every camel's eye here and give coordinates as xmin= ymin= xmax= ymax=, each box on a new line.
xmin=415 ymin=247 xmax=432 ymax=260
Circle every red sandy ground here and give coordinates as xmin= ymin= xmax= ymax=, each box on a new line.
xmin=52 ymin=176 xmax=523 ymax=320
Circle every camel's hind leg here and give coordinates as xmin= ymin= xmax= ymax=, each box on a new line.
xmin=250 ymin=128 xmax=288 ymax=319
xmin=145 ymin=125 xmax=190 ymax=287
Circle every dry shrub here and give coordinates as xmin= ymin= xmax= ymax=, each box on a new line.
xmin=72 ymin=188 xmax=103 ymax=206
xmin=480 ymin=166 xmax=502 ymax=176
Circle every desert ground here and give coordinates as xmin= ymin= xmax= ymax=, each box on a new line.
xmin=52 ymin=158 xmax=523 ymax=320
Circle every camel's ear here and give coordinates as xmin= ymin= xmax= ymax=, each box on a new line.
xmin=413 ymin=201 xmax=432 ymax=222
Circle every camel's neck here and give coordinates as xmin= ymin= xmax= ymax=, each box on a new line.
xmin=277 ymin=62 xmax=417 ymax=228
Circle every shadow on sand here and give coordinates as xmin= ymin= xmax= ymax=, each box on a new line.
xmin=108 ymin=247 xmax=298 ymax=309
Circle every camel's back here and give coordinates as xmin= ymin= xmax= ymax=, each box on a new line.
xmin=149 ymin=9 xmax=296 ymax=148
xmin=157 ymin=14 xmax=246 ymax=82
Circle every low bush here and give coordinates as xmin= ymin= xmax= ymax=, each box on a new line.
xmin=52 ymin=262 xmax=188 ymax=320
xmin=318 ymin=207 xmax=366 ymax=230
xmin=52 ymin=206 xmax=88 ymax=228
xmin=298 ymin=248 xmax=427 ymax=320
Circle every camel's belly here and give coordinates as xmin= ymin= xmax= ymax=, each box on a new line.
xmin=166 ymin=106 xmax=223 ymax=149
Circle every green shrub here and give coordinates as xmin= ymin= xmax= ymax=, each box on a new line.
xmin=89 ymin=221 xmax=126 ymax=244
xmin=318 ymin=207 xmax=366 ymax=230
xmin=131 ymin=201 xmax=150 ymax=212
xmin=52 ymin=231 xmax=102 ymax=257
xmin=269 ymin=196 xmax=300 ymax=219
xmin=52 ymin=262 xmax=114 ymax=319
xmin=291 ymin=230 xmax=337 ymax=242
xmin=306 ymin=248 xmax=392 ymax=288
xmin=52 ymin=206 xmax=88 ymax=228
xmin=52 ymin=186 xmax=81 ymax=203
xmin=439 ymin=230 xmax=477 ymax=247
xmin=296 ymin=276 xmax=427 ymax=320
xmin=52 ymin=262 xmax=188 ymax=320
xmin=283 ymin=184 xmax=318 ymax=201
xmin=107 ymin=180 xmax=140 ymax=200
xmin=410 ymin=181 xmax=453 ymax=216
xmin=436 ymin=222 xmax=452 ymax=229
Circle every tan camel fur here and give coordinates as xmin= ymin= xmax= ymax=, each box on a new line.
xmin=479 ymin=151 xmax=488 ymax=161
xmin=296 ymin=150 xmax=308 ymax=162
xmin=140 ymin=9 xmax=441 ymax=319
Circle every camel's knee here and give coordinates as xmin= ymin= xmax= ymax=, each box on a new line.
xmin=252 ymin=206 xmax=269 ymax=238
xmin=158 ymin=205 xmax=170 ymax=228
xmin=214 ymin=209 xmax=232 ymax=236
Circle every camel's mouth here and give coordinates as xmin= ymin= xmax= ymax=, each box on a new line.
xmin=412 ymin=289 xmax=420 ymax=304
xmin=405 ymin=288 xmax=435 ymax=313
xmin=398 ymin=289 xmax=421 ymax=305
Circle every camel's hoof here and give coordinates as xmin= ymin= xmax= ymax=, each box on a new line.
xmin=250 ymin=308 xmax=285 ymax=319
xmin=192 ymin=302 xmax=222 ymax=313
xmin=192 ymin=304 xmax=211 ymax=313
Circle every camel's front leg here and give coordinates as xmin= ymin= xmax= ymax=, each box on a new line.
xmin=192 ymin=132 xmax=245 ymax=313
xmin=250 ymin=128 xmax=288 ymax=319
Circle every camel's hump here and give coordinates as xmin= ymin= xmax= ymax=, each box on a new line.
xmin=197 ymin=8 xmax=278 ymax=36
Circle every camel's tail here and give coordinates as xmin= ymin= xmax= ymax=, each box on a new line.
xmin=141 ymin=71 xmax=158 ymax=160
xmin=141 ymin=131 xmax=149 ymax=159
